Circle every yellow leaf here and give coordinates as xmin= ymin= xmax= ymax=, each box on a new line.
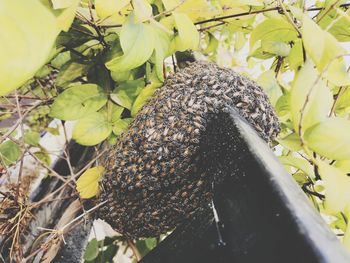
xmin=95 ymin=0 xmax=130 ymax=19
xmin=76 ymin=166 xmax=105 ymax=199
xmin=173 ymin=12 xmax=199 ymax=51
xmin=318 ymin=162 xmax=350 ymax=215
xmin=0 ymin=0 xmax=59 ymax=96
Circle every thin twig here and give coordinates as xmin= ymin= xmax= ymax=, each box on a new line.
xmin=128 ymin=240 xmax=142 ymax=261
xmin=0 ymin=101 xmax=42 ymax=144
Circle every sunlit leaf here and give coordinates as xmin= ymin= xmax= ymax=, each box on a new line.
xmin=151 ymin=26 xmax=171 ymax=81
xmin=106 ymin=15 xmax=155 ymax=72
xmin=131 ymin=82 xmax=161 ymax=116
xmin=204 ymin=32 xmax=219 ymax=54
xmin=318 ymin=161 xmax=350 ymax=214
xmin=261 ymin=40 xmax=291 ymax=57
xmin=304 ymin=117 xmax=350 ymax=160
xmin=51 ymin=0 xmax=75 ymax=9
xmin=54 ymin=0 xmax=80 ymax=31
xmin=290 ymin=60 xmax=333 ymax=133
xmin=175 ymin=0 xmax=221 ymax=21
xmin=279 ymin=155 xmax=314 ymax=178
xmin=133 ymin=0 xmax=152 ymax=22
xmin=278 ymin=133 xmax=302 ymax=151
xmin=335 ymin=87 xmax=350 ymax=116
xmin=219 ymin=0 xmax=263 ymax=7
xmin=77 ymin=166 xmax=104 ymax=199
xmin=0 ymin=0 xmax=59 ymax=96
xmin=288 ymin=39 xmax=303 ymax=71
xmin=344 ymin=208 xmax=350 ymax=251
xmin=50 ymin=84 xmax=108 ymax=120
xmin=173 ymin=13 xmax=199 ymax=51
xmin=249 ymin=16 xmax=298 ymax=56
xmin=302 ymin=14 xmax=350 ymax=86
xmin=95 ymin=0 xmax=130 ymax=19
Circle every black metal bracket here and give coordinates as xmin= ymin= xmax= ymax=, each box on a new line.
xmin=140 ymin=107 xmax=350 ymax=263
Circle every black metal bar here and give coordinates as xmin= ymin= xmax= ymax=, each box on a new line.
xmin=141 ymin=107 xmax=350 ymax=263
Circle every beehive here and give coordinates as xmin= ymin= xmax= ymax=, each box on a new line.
xmin=98 ymin=61 xmax=280 ymax=238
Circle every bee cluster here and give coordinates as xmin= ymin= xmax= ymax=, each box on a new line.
xmin=98 ymin=61 xmax=280 ymax=238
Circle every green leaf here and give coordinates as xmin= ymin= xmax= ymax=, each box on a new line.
xmin=261 ymin=40 xmax=291 ymax=57
xmin=204 ymin=33 xmax=219 ymax=54
xmin=0 ymin=141 xmax=21 ymax=166
xmin=50 ymin=84 xmax=107 ymax=120
xmin=113 ymin=118 xmax=133 ymax=136
xmin=102 ymin=244 xmax=119 ymax=262
xmin=24 ymin=131 xmax=41 ymax=146
xmin=110 ymin=104 xmax=124 ymax=123
xmin=84 ymin=238 xmax=99 ymax=261
xmin=34 ymin=150 xmax=51 ymax=165
xmin=275 ymin=93 xmax=290 ymax=118
xmin=77 ymin=166 xmax=104 ymax=199
xmin=256 ymin=70 xmax=282 ymax=106
xmin=106 ymin=15 xmax=155 ymax=72
xmin=0 ymin=0 xmax=59 ymax=96
xmin=304 ymin=117 xmax=350 ymax=160
xmin=145 ymin=238 xmax=157 ymax=250
xmin=151 ymin=26 xmax=171 ymax=81
xmin=55 ymin=62 xmax=90 ymax=87
xmin=73 ymin=112 xmax=112 ymax=145
xmin=110 ymin=79 xmax=145 ymax=110
xmin=318 ymin=161 xmax=350 ymax=214
xmin=173 ymin=12 xmax=200 ymax=51
xmin=290 ymin=60 xmax=333 ymax=133
xmin=131 ymin=82 xmax=160 ymax=116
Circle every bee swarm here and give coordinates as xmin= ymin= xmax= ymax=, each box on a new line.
xmin=98 ymin=61 xmax=280 ymax=238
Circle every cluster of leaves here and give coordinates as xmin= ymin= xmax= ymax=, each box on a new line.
xmin=1 ymin=0 xmax=350 ymax=261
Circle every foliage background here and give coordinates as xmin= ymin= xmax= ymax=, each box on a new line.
xmin=1 ymin=0 xmax=350 ymax=261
